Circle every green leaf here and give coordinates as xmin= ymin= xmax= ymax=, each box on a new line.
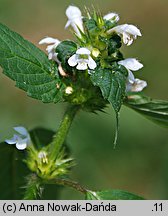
xmin=104 ymin=20 xmax=117 ymax=30
xmin=108 ymin=35 xmax=122 ymax=54
xmin=0 ymin=142 xmax=30 ymax=199
xmin=56 ymin=40 xmax=77 ymax=72
xmin=83 ymin=18 xmax=99 ymax=36
xmin=56 ymin=40 xmax=77 ymax=74
xmin=90 ymin=67 xmax=127 ymax=113
xmin=56 ymin=40 xmax=77 ymax=60
xmin=86 ymin=190 xmax=145 ymax=200
xmin=90 ymin=66 xmax=127 ymax=146
xmin=125 ymin=94 xmax=168 ymax=127
xmin=0 ymin=23 xmax=65 ymax=103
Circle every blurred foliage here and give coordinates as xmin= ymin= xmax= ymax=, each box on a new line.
xmin=0 ymin=142 xmax=29 ymax=199
xmin=0 ymin=0 xmax=168 ymax=199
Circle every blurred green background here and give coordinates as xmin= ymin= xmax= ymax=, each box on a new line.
xmin=0 ymin=0 xmax=168 ymax=199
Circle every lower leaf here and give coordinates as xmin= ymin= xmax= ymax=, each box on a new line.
xmin=125 ymin=93 xmax=168 ymax=127
xmin=86 ymin=189 xmax=145 ymax=200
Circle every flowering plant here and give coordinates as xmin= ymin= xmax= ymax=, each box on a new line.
xmin=0 ymin=5 xmax=167 ymax=200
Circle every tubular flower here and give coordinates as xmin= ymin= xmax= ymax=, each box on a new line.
xmin=5 ymin=126 xmax=31 ymax=150
xmin=126 ymin=78 xmax=147 ymax=92
xmin=118 ymin=58 xmax=147 ymax=92
xmin=68 ymin=48 xmax=97 ymax=71
xmin=118 ymin=58 xmax=143 ymax=74
xmin=103 ymin=12 xmax=120 ymax=22
xmin=107 ymin=24 xmax=142 ymax=46
xmin=39 ymin=37 xmax=60 ymax=61
xmin=65 ymin=5 xmax=84 ymax=36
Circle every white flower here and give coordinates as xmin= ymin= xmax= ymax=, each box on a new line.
xmin=38 ymin=151 xmax=48 ymax=164
xmin=103 ymin=12 xmax=120 ymax=22
xmin=39 ymin=37 xmax=60 ymax=61
xmin=118 ymin=58 xmax=143 ymax=73
xmin=65 ymin=86 xmax=73 ymax=95
xmin=68 ymin=48 xmax=97 ymax=71
xmin=5 ymin=126 xmax=31 ymax=150
xmin=126 ymin=78 xmax=147 ymax=92
xmin=107 ymin=24 xmax=142 ymax=46
xmin=118 ymin=58 xmax=147 ymax=92
xmin=65 ymin=5 xmax=84 ymax=36
xmin=118 ymin=58 xmax=143 ymax=84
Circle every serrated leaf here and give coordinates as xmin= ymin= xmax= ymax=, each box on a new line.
xmin=0 ymin=23 xmax=65 ymax=103
xmin=86 ymin=190 xmax=145 ymax=200
xmin=90 ymin=67 xmax=127 ymax=146
xmin=90 ymin=67 xmax=127 ymax=113
xmin=0 ymin=142 xmax=30 ymax=199
xmin=125 ymin=94 xmax=168 ymax=127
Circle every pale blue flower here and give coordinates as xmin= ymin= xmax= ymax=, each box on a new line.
xmin=5 ymin=126 xmax=31 ymax=150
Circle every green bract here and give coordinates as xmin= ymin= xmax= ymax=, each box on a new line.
xmin=25 ymin=128 xmax=74 ymax=180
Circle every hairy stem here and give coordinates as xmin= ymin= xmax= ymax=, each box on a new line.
xmin=23 ymin=174 xmax=43 ymax=200
xmin=50 ymin=105 xmax=80 ymax=160
xmin=50 ymin=178 xmax=88 ymax=194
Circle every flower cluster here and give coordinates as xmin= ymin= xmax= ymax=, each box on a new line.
xmin=5 ymin=126 xmax=73 ymax=180
xmin=1 ymin=5 xmax=151 ymax=186
xmin=26 ymin=147 xmax=74 ymax=180
xmin=39 ymin=5 xmax=147 ymax=94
